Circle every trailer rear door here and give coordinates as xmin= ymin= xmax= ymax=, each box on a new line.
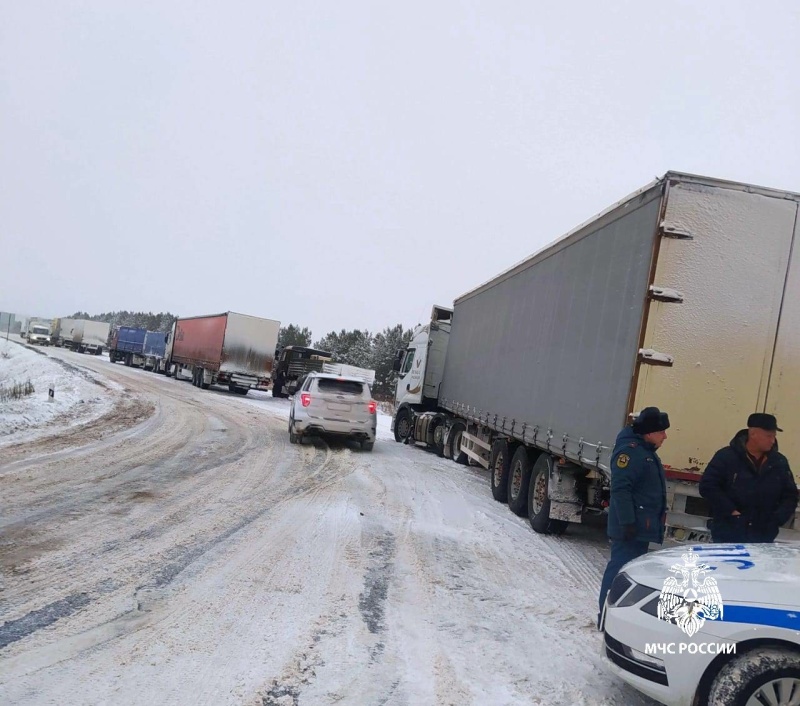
xmin=632 ymin=178 xmax=797 ymax=474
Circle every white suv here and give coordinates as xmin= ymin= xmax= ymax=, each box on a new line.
xmin=288 ymin=373 xmax=377 ymax=451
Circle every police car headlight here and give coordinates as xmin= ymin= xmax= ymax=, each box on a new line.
xmin=607 ymin=572 xmax=633 ymax=606
xmin=640 ymin=596 xmax=660 ymax=617
xmin=617 ymin=582 xmax=659 ymax=608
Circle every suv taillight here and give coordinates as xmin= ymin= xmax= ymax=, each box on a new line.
xmin=301 ymin=393 xmax=311 ymax=407
xmin=368 ymin=400 xmax=377 ymax=414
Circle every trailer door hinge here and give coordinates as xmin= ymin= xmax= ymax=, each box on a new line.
xmin=659 ymin=222 xmax=694 ymax=240
xmin=649 ymin=285 xmax=684 ymax=303
xmin=639 ymin=348 xmax=674 ymax=366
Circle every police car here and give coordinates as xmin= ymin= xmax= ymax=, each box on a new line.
xmin=601 ymin=543 xmax=800 ymax=706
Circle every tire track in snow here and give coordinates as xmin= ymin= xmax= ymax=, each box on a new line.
xmin=0 ymin=593 xmax=91 ymax=651
xmin=0 ymin=431 xmax=349 ymax=656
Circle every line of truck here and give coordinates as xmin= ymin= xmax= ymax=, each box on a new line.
xmin=104 ymin=313 xmax=281 ymax=396
xmin=24 ymin=312 xmax=370 ymax=400
xmin=391 ymin=171 xmax=800 ymax=543
xmin=107 ymin=314 xmax=376 ymax=398
xmin=22 ymin=317 xmax=111 ymax=354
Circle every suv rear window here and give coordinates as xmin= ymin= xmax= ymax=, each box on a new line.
xmin=316 ymin=378 xmax=365 ymax=396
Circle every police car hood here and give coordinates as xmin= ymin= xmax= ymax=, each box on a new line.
xmin=623 ymin=544 xmax=800 ymax=606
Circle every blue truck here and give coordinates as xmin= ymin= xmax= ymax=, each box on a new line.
xmin=143 ymin=330 xmax=168 ymax=373
xmin=109 ymin=326 xmax=147 ymax=366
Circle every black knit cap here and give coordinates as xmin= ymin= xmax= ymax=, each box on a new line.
xmin=632 ymin=407 xmax=670 ymax=435
xmin=747 ymin=413 xmax=783 ymax=432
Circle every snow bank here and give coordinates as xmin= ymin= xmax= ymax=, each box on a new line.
xmin=0 ymin=340 xmax=119 ymax=447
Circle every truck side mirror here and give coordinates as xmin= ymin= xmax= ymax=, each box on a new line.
xmin=392 ymin=350 xmax=404 ymax=372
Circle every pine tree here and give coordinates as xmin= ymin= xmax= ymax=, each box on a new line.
xmin=278 ymin=324 xmax=313 ymax=348
xmin=370 ymin=324 xmax=413 ymax=398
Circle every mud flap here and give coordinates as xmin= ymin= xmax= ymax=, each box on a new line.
xmin=549 ymin=500 xmax=583 ymax=523
xmin=548 ymin=468 xmax=583 ymax=524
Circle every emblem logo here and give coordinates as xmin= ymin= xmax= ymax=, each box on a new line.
xmin=616 ymin=453 xmax=630 ymax=469
xmin=658 ymin=552 xmax=723 ymax=636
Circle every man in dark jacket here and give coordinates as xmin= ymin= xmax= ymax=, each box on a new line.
xmin=700 ymin=413 xmax=797 ymax=543
xmin=598 ymin=407 xmax=670 ymax=626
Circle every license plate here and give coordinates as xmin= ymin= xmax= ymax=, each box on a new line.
xmin=327 ymin=403 xmax=349 ymax=412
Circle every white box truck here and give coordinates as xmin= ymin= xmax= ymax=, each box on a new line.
xmin=69 ymin=320 xmax=111 ymax=355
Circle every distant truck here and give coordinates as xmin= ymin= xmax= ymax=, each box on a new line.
xmin=165 ymin=311 xmax=280 ymax=395
xmin=51 ymin=318 xmax=77 ymax=347
xmin=272 ymin=346 xmax=333 ymax=398
xmin=109 ymin=326 xmax=148 ymax=366
xmin=27 ymin=319 xmax=52 ymax=346
xmin=143 ymin=330 xmax=167 ymax=372
xmin=67 ymin=320 xmax=111 ymax=355
xmin=392 ymin=172 xmax=800 ymax=542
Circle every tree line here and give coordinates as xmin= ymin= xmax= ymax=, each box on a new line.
xmin=69 ymin=311 xmax=177 ymax=333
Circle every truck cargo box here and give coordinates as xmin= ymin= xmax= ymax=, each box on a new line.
xmin=144 ymin=330 xmax=167 ymax=358
xmin=52 ymin=318 xmax=77 ymax=346
xmin=167 ymin=311 xmax=281 ymax=391
xmin=438 ymin=172 xmax=799 ymax=479
xmin=111 ymin=327 xmax=147 ymax=355
xmin=71 ymin=320 xmax=111 ymax=354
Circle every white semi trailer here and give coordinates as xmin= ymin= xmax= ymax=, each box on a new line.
xmin=392 ymin=172 xmax=800 ymax=542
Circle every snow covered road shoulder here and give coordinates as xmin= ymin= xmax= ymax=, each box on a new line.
xmin=0 ymin=340 xmax=121 ymax=447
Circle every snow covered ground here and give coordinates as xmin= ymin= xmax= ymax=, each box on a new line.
xmin=0 ymin=348 xmax=655 ymax=706
xmin=0 ymin=339 xmax=121 ymax=447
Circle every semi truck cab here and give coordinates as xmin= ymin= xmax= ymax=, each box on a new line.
xmin=392 ymin=306 xmax=452 ymax=441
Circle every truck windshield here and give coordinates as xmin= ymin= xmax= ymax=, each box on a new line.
xmin=32 ymin=327 xmax=49 ymax=335
xmin=402 ymin=349 xmax=416 ymax=374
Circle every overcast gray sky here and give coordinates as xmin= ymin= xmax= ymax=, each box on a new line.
xmin=2 ymin=1 xmax=798 ymax=339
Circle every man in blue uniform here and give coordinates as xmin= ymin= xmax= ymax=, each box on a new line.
xmin=700 ymin=413 xmax=797 ymax=543
xmin=598 ymin=407 xmax=670 ymax=628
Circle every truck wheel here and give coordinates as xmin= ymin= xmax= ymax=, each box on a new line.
xmin=708 ymin=648 xmax=800 ymax=706
xmin=507 ymin=446 xmax=533 ymax=516
xmin=431 ymin=418 xmax=446 ymax=457
xmin=449 ymin=422 xmax=468 ymax=465
xmin=528 ymin=454 xmax=568 ymax=535
xmin=125 ymin=354 xmax=132 ymax=367
xmin=489 ymin=440 xmax=510 ymax=503
xmin=199 ymin=369 xmax=210 ymax=390
xmin=394 ymin=409 xmax=412 ymax=443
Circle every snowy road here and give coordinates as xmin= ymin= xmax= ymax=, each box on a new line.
xmin=0 ymin=347 xmax=655 ymax=705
